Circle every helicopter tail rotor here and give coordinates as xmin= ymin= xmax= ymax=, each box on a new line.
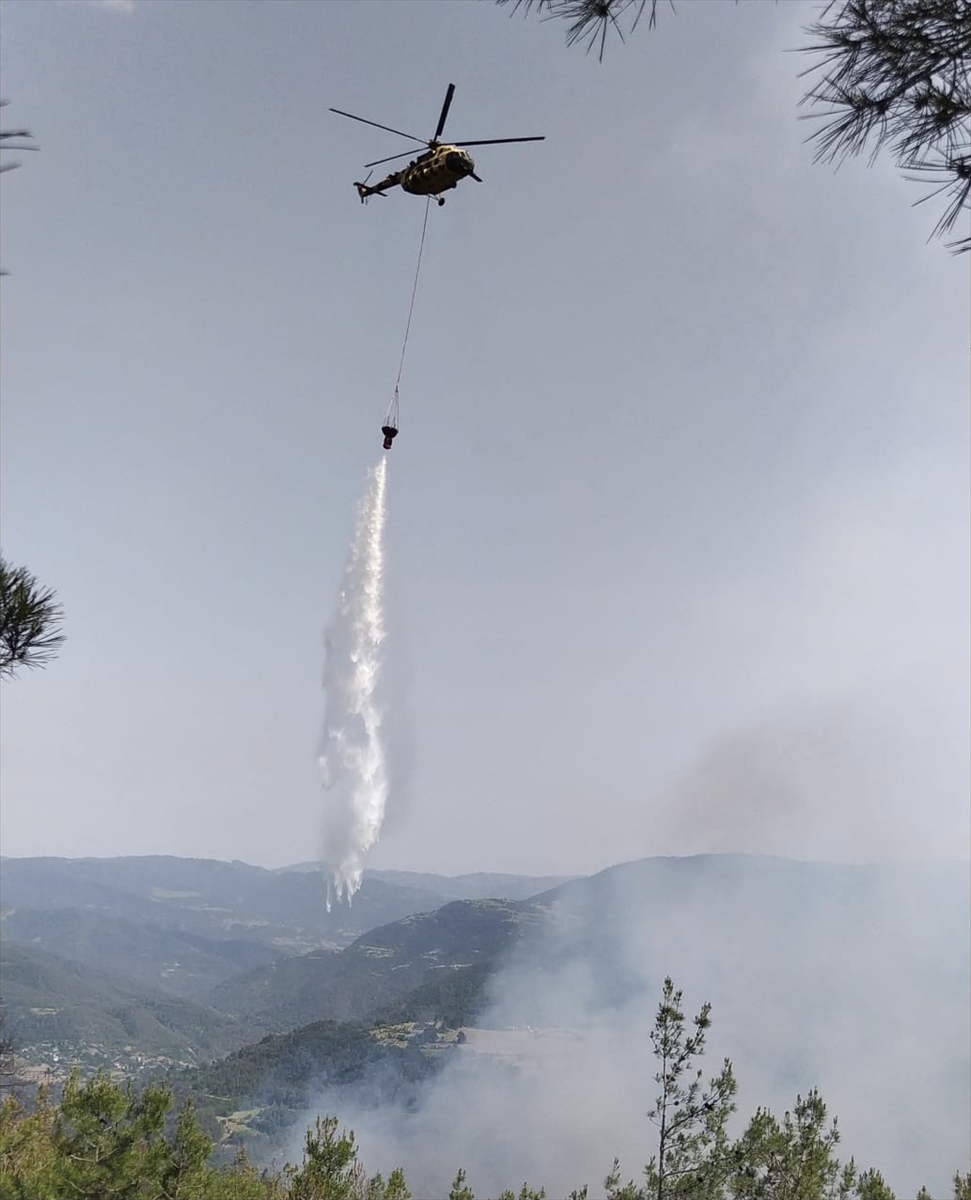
xmin=354 ymin=171 xmax=378 ymax=203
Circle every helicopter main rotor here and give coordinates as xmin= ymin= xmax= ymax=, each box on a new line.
xmin=329 ymin=83 xmax=544 ymax=170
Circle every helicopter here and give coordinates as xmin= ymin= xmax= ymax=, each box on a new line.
xmin=329 ymin=83 xmax=544 ymax=206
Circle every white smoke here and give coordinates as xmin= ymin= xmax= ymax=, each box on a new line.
xmin=318 ymin=458 xmax=390 ymax=905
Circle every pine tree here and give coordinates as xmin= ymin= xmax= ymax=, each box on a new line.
xmin=607 ymin=976 xmax=737 ymax=1200
xmin=855 ymin=1167 xmax=897 ymax=1199
xmin=731 ymin=1088 xmax=857 ymax=1200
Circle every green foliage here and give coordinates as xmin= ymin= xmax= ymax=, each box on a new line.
xmin=178 ymin=1017 xmax=438 ymax=1137
xmin=645 ymin=977 xmax=737 ymax=1199
xmin=0 ymin=558 xmax=64 ymax=680
xmin=855 ymin=1168 xmax=896 ymax=1199
xmin=283 ymin=1115 xmax=410 ymax=1200
xmin=730 ymin=1088 xmax=857 ymax=1200
xmin=0 ymin=1076 xmax=413 ymax=1200
xmin=6 ymin=963 xmax=971 ymax=1200
xmin=158 ymin=1098 xmax=214 ymax=1198
xmin=48 ymin=1069 xmax=173 ymax=1199
xmin=0 ymin=1089 xmax=59 ymax=1199
xmin=284 ymin=1116 xmax=361 ymax=1200
xmin=4 ymin=1014 xmax=971 ymax=1200
xmin=449 ymin=1167 xmax=476 ymax=1200
xmin=605 ymin=1157 xmax=649 ymax=1200
xmin=607 ymin=977 xmax=737 ymax=1200
xmin=198 ymin=1147 xmax=285 ymax=1200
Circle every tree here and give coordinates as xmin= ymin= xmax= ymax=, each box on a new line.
xmin=495 ymin=0 xmax=971 ymax=250
xmin=0 ymin=1003 xmax=34 ymax=1106
xmin=284 ymin=1114 xmax=410 ymax=1200
xmin=0 ymin=1072 xmax=285 ymax=1200
xmin=0 ymin=557 xmax=65 ymax=680
xmin=606 ymin=976 xmax=737 ymax=1200
xmin=953 ymin=1172 xmax=971 ymax=1200
xmin=157 ymin=1097 xmax=215 ymax=1199
xmin=449 ymin=1167 xmax=476 ymax=1200
xmin=0 ymin=1003 xmax=17 ymax=1091
xmin=855 ymin=1167 xmax=896 ymax=1199
xmin=729 ymin=1088 xmax=857 ymax=1200
xmin=48 ymin=1070 xmax=173 ymax=1200
xmin=0 ymin=1087 xmax=59 ymax=1198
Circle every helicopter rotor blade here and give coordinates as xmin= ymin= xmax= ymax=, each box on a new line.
xmin=452 ymin=136 xmax=546 ymax=147
xmin=329 ymin=107 xmax=427 ymax=146
xmin=433 ymin=83 xmax=456 ymax=143
xmin=364 ymin=147 xmax=425 ymax=169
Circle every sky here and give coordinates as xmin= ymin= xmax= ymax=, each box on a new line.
xmin=1 ymin=0 xmax=968 ymax=877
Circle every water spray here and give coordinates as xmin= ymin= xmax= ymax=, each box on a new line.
xmin=318 ymin=458 xmax=389 ymax=905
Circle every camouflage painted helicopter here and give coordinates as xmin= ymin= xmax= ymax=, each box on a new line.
xmin=330 ymin=84 xmax=544 ymax=206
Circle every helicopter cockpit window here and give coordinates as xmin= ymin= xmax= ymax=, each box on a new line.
xmin=446 ymin=151 xmax=472 ymax=175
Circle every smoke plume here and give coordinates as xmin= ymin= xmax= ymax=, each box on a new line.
xmin=318 ymin=458 xmax=390 ymax=904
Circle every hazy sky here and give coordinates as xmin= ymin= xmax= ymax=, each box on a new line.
xmin=1 ymin=0 xmax=968 ymax=875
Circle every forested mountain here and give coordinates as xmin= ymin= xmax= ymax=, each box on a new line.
xmin=3 ymin=850 xmax=967 ymax=1192
xmin=0 ymin=856 xmax=569 ymax=1068
xmin=206 ymin=897 xmax=548 ymax=1032
xmin=282 ymin=864 xmax=575 ymax=900
xmin=0 ymin=942 xmax=260 ymax=1069
xmin=0 ymin=856 xmax=455 ymax=962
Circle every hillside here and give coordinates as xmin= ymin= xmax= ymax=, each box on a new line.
xmin=5 ymin=848 xmax=967 ymax=1189
xmin=0 ymin=907 xmax=282 ymax=1001
xmin=170 ymin=853 xmax=970 ymax=1177
xmin=205 ymin=897 xmax=547 ymax=1031
xmin=0 ymin=856 xmax=552 ymax=1003
xmin=174 ymin=1018 xmax=447 ymax=1145
xmin=0 ymin=856 xmax=570 ymax=1071
xmin=334 ymin=867 xmax=574 ymax=901
xmin=0 ymin=856 xmax=451 ymax=959
xmin=0 ymin=942 xmax=260 ymax=1071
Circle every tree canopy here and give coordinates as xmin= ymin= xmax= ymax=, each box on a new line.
xmin=2 ymin=980 xmax=967 ymax=1198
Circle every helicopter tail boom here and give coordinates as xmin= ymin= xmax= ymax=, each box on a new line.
xmin=354 ymin=173 xmax=398 ymax=202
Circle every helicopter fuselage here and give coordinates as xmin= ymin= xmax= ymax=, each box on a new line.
xmin=355 ymin=145 xmax=477 ymax=203
xmin=401 ymin=145 xmax=476 ymax=194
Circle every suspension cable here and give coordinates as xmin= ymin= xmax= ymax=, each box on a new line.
xmin=388 ymin=196 xmax=432 ymax=425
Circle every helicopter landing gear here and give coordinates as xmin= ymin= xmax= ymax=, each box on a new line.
xmin=436 ymin=196 xmax=446 ymax=207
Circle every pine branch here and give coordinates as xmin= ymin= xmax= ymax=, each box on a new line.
xmin=0 ymin=557 xmax=66 ymax=679
xmin=799 ymin=0 xmax=971 ymax=251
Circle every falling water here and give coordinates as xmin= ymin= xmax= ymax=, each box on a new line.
xmin=318 ymin=458 xmax=389 ymax=905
